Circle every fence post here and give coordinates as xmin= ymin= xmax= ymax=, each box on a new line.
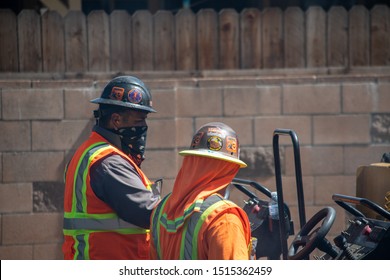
xmin=370 ymin=5 xmax=390 ymax=66
xmin=64 ymin=11 xmax=88 ymax=72
xmin=88 ymin=10 xmax=110 ymax=71
xmin=175 ymin=9 xmax=196 ymax=71
xmin=0 ymin=10 xmax=18 ymax=72
xmin=327 ymin=6 xmax=348 ymax=67
xmin=197 ymin=9 xmax=218 ymax=70
xmin=219 ymin=9 xmax=239 ymax=69
xmin=154 ymin=10 xmax=175 ymax=71
xmin=284 ymin=7 xmax=305 ymax=68
xmin=240 ymin=8 xmax=262 ymax=69
xmin=262 ymin=7 xmax=284 ymax=69
xmin=306 ymin=6 xmax=326 ymax=68
xmin=18 ymin=10 xmax=42 ymax=72
xmin=349 ymin=5 xmax=369 ymax=67
xmin=132 ymin=10 xmax=153 ymax=71
xmin=110 ymin=10 xmax=132 ymax=71
xmin=42 ymin=11 xmax=65 ymax=72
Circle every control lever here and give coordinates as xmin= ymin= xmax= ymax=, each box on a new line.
xmin=333 ymin=235 xmax=357 ymax=260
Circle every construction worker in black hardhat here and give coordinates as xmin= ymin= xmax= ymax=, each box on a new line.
xmin=63 ymin=76 xmax=161 ymax=260
xmin=150 ymin=122 xmax=253 ymax=260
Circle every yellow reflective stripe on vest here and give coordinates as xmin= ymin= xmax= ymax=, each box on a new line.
xmin=151 ymin=194 xmax=171 ymax=259
xmin=159 ymin=199 xmax=204 ymax=233
xmin=72 ymin=142 xmax=108 ymax=213
xmin=181 ymin=195 xmax=226 ymax=260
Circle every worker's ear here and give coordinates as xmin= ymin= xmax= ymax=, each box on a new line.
xmin=110 ymin=113 xmax=122 ymax=129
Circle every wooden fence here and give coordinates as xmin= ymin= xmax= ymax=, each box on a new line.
xmin=0 ymin=5 xmax=389 ymax=73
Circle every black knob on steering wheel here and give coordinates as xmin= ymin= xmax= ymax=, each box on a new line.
xmin=288 ymin=207 xmax=336 ymax=260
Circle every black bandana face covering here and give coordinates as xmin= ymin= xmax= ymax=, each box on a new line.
xmin=117 ymin=126 xmax=148 ymax=165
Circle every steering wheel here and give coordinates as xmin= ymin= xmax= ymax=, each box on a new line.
xmin=288 ymin=207 xmax=336 ymax=260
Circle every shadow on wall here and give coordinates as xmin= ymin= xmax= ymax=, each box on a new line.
xmin=32 ymin=119 xmax=95 ymax=214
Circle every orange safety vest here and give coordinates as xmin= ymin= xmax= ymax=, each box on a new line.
xmin=151 ymin=193 xmax=252 ymax=259
xmin=63 ymin=131 xmax=152 ymax=260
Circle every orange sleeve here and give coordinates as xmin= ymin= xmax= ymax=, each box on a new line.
xmin=204 ymin=212 xmax=250 ymax=260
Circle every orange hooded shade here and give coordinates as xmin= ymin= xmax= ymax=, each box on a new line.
xmin=164 ymin=155 xmax=240 ymax=222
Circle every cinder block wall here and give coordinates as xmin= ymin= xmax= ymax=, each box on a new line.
xmin=0 ymin=69 xmax=389 ymax=259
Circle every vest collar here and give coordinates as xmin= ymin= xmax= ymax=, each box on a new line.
xmin=93 ymin=125 xmax=122 ymax=149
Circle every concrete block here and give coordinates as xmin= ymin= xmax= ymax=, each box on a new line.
xmin=0 ymin=121 xmax=31 ymax=151
xmin=32 ymin=79 xmax=95 ymax=89
xmin=223 ymin=86 xmax=281 ymax=116
xmin=175 ymin=118 xmax=194 ymax=148
xmin=344 ymin=146 xmax=390 ymax=174
xmin=283 ymin=84 xmax=341 ymax=114
xmin=371 ymin=113 xmax=390 ymax=143
xmin=142 ymin=149 xmax=178 ymax=180
xmin=239 ymin=147 xmax=275 ymax=177
xmin=2 ymin=213 xmax=63 ymax=245
xmin=342 ymin=83 xmax=374 ymax=113
xmin=254 ymin=116 xmax=312 ymax=146
xmin=0 ymin=80 xmax=32 ymax=89
xmin=64 ymin=88 xmax=100 ymax=119
xmin=176 ymin=87 xmax=223 ymax=117
xmin=147 ymin=119 xmax=177 ymax=149
xmin=149 ymin=89 xmax=176 ymax=119
xmin=33 ymin=243 xmax=63 ymax=260
xmin=2 ymin=89 xmax=64 ymax=120
xmin=285 ymin=146 xmax=344 ymax=176
xmin=3 ymin=152 xmax=64 ymax=182
xmin=313 ymin=115 xmax=370 ymax=144
xmin=32 ymin=120 xmax=92 ymax=151
xmin=0 ymin=245 xmax=33 ymax=260
xmin=0 ymin=183 xmax=32 ymax=213
xmin=314 ymin=175 xmax=356 ymax=205
xmin=33 ymin=181 xmax=64 ymax=212
xmin=376 ymin=83 xmax=390 ymax=112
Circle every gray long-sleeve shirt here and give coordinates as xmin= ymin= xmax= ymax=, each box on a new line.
xmin=89 ymin=126 xmax=160 ymax=229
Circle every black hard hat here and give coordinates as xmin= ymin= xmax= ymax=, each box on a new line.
xmin=179 ymin=122 xmax=247 ymax=168
xmin=91 ymin=76 xmax=156 ymax=113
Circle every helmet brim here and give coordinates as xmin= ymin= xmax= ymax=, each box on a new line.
xmin=90 ymin=98 xmax=157 ymax=113
xmin=179 ymin=149 xmax=247 ymax=168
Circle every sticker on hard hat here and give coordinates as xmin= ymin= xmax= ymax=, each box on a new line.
xmin=128 ymin=88 xmax=143 ymax=104
xmin=191 ymin=132 xmax=204 ymax=148
xmin=109 ymin=87 xmax=125 ymax=100
xmin=226 ymin=136 xmax=237 ymax=153
xmin=207 ymin=136 xmax=223 ymax=151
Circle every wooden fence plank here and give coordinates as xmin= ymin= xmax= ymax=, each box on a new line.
xmin=219 ymin=9 xmax=239 ymax=69
xmin=154 ymin=10 xmax=175 ymax=71
xmin=349 ymin=6 xmax=369 ymax=67
xmin=42 ymin=11 xmax=65 ymax=72
xmin=197 ymin=9 xmax=218 ymax=70
xmin=175 ymin=9 xmax=196 ymax=71
xmin=1 ymin=6 xmax=390 ymax=73
xmin=110 ymin=10 xmax=132 ymax=71
xmin=370 ymin=5 xmax=390 ymax=66
xmin=132 ymin=10 xmax=153 ymax=71
xmin=327 ymin=6 xmax=348 ymax=67
xmin=18 ymin=10 xmax=42 ymax=72
xmin=240 ymin=8 xmax=262 ymax=69
xmin=87 ymin=11 xmax=110 ymax=71
xmin=64 ymin=11 xmax=88 ymax=72
xmin=262 ymin=8 xmax=284 ymax=68
xmin=0 ymin=9 xmax=18 ymax=71
xmin=306 ymin=6 xmax=326 ymax=67
xmin=284 ymin=7 xmax=305 ymax=68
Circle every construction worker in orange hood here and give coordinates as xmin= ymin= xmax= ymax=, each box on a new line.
xmin=63 ymin=76 xmax=161 ymax=260
xmin=150 ymin=122 xmax=252 ymax=260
